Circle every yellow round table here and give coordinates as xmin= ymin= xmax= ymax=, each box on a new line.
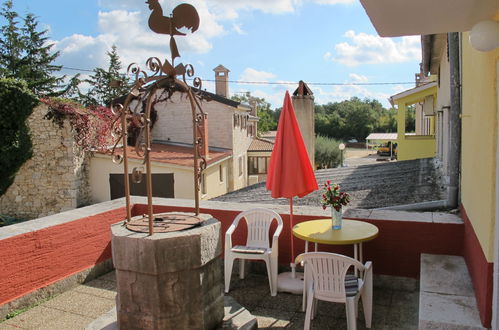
xmin=292 ymin=219 xmax=379 ymax=263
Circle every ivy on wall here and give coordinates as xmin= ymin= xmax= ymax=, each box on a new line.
xmin=0 ymin=78 xmax=39 ymax=196
xmin=41 ymin=97 xmax=115 ymax=152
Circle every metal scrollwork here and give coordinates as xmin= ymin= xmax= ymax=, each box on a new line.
xmin=107 ymin=2 xmax=205 ymax=235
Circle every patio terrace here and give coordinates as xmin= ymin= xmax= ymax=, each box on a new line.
xmin=0 ymin=197 xmax=472 ymax=329
xmin=0 ymin=268 xmax=420 ymax=329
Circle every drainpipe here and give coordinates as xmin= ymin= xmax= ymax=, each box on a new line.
xmin=447 ymin=32 xmax=462 ymax=208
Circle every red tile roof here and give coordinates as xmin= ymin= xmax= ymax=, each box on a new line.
xmin=101 ymin=143 xmax=232 ymax=167
xmin=248 ymin=137 xmax=274 ymax=152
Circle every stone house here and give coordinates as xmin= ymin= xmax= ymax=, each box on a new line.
xmin=89 ymin=65 xmax=261 ymax=202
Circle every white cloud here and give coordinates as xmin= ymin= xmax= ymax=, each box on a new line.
xmin=308 ymin=84 xmax=391 ymax=108
xmin=239 ymin=68 xmax=276 ymax=82
xmin=348 ymin=73 xmax=368 ymax=83
xmin=313 ymin=0 xmax=355 ymax=4
xmin=54 ymin=5 xmax=224 ymax=75
xmin=323 ymin=51 xmax=332 ymax=61
xmin=333 ymin=30 xmax=421 ymax=66
xmin=232 ymin=23 xmax=246 ymax=35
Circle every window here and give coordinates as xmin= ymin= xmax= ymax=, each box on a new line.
xmin=248 ymin=156 xmax=269 ymax=175
xmin=239 ymin=156 xmax=243 ymax=176
xmin=219 ymin=165 xmax=223 ymax=182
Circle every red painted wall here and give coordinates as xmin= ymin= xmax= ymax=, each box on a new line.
xmin=460 ymin=205 xmax=493 ymax=328
xmin=0 ymin=203 xmax=466 ymax=310
xmin=0 ymin=208 xmax=127 ymax=306
xmin=133 ymin=204 xmax=464 ymax=278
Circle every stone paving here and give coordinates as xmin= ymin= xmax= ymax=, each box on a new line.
xmin=0 ymin=264 xmax=419 ymax=329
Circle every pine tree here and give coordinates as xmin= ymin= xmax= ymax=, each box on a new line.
xmin=0 ymin=1 xmax=63 ymax=96
xmin=0 ymin=0 xmax=23 ymax=78
xmin=85 ymin=45 xmax=130 ymax=106
xmin=20 ymin=13 xmax=63 ymax=96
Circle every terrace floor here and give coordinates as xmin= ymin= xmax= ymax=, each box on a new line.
xmin=0 ymin=265 xmax=420 ymax=329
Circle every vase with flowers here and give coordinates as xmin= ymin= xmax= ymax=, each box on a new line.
xmin=320 ymin=180 xmax=351 ymax=230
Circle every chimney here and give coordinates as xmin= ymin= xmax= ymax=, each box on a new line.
xmin=292 ymin=80 xmax=315 ymax=169
xmin=199 ymin=113 xmax=209 ymax=158
xmin=213 ymin=65 xmax=229 ymax=97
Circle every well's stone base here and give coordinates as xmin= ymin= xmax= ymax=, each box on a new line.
xmin=111 ymin=213 xmax=223 ymax=330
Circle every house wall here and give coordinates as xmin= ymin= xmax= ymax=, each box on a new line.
xmin=396 ymin=135 xmax=436 ymax=161
xmin=200 ymin=160 xmax=229 ymax=200
xmin=89 ymin=154 xmax=231 ymax=202
xmin=0 ymin=105 xmax=90 ymax=219
xmin=436 ymin=46 xmax=452 ymax=177
xmin=231 ymin=115 xmax=253 ymax=191
xmin=460 ymin=31 xmax=499 ymax=327
xmin=460 ymin=34 xmax=498 ymax=262
xmin=395 ymin=85 xmax=438 ymax=161
xmin=152 ymin=93 xmax=234 ymax=149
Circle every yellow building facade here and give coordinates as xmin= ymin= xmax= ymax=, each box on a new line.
xmin=390 ymin=82 xmax=437 ymax=161
xmin=460 ymin=33 xmax=499 ymax=262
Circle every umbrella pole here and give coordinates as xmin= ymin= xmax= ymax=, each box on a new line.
xmin=290 ymin=198 xmax=296 ymax=278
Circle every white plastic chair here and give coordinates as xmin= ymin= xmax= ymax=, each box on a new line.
xmin=295 ymin=252 xmax=373 ymax=330
xmin=224 ymin=208 xmax=283 ymax=296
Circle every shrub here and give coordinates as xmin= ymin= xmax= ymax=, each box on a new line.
xmin=0 ymin=78 xmax=39 ymax=196
xmin=41 ymin=97 xmax=115 ymax=152
xmin=315 ymin=135 xmax=342 ymax=169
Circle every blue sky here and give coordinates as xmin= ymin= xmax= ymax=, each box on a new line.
xmin=7 ymin=0 xmax=421 ymax=108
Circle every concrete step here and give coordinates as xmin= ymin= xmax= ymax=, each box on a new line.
xmin=419 ymin=254 xmax=486 ymax=329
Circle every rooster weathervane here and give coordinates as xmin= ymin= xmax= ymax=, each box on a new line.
xmin=146 ymin=1 xmax=199 ymax=69
xmin=108 ymin=1 xmax=208 ymax=235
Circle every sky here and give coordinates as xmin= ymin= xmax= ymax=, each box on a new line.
xmin=6 ymin=0 xmax=421 ymax=108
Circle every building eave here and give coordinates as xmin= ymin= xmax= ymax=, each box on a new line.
xmin=360 ymin=0 xmax=499 ymax=37
xmin=390 ymin=82 xmax=437 ymax=105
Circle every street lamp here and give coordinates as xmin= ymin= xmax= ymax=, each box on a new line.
xmin=339 ymin=143 xmax=346 ymax=167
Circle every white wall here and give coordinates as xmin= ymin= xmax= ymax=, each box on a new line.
xmin=89 ymin=154 xmax=232 ymax=203
xmin=90 ymin=154 xmax=193 ymax=202
xmin=152 ymin=93 xmax=234 ymax=149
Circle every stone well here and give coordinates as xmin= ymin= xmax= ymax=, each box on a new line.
xmin=111 ymin=213 xmax=223 ymax=329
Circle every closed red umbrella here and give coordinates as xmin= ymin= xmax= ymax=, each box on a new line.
xmin=266 ymin=91 xmax=318 ymax=278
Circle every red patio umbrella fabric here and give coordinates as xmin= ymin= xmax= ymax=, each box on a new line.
xmin=266 ymin=91 xmax=318 ymax=263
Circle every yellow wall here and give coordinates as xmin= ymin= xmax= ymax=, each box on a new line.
xmin=395 ymin=85 xmax=437 ymax=161
xmin=460 ymin=32 xmax=499 ymax=262
xmin=200 ymin=160 xmax=229 ymax=200
xmin=397 ymin=135 xmax=436 ymax=161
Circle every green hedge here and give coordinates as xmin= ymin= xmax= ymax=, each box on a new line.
xmin=315 ymin=135 xmax=342 ymax=169
xmin=0 ymin=79 xmax=39 ymax=196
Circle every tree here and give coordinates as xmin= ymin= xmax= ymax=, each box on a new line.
xmin=84 ymin=45 xmax=130 ymax=106
xmin=0 ymin=78 xmax=39 ymax=196
xmin=231 ymin=92 xmax=277 ymax=134
xmin=315 ymin=135 xmax=341 ymax=169
xmin=0 ymin=0 xmax=22 ymax=78
xmin=0 ymin=1 xmax=63 ymax=96
xmin=314 ymin=97 xmax=394 ymax=141
xmin=20 ymin=13 xmax=63 ymax=96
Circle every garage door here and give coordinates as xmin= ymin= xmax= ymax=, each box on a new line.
xmin=109 ymin=173 xmax=174 ymax=199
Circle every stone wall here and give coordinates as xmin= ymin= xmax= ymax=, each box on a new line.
xmin=0 ymin=104 xmax=91 ymax=219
